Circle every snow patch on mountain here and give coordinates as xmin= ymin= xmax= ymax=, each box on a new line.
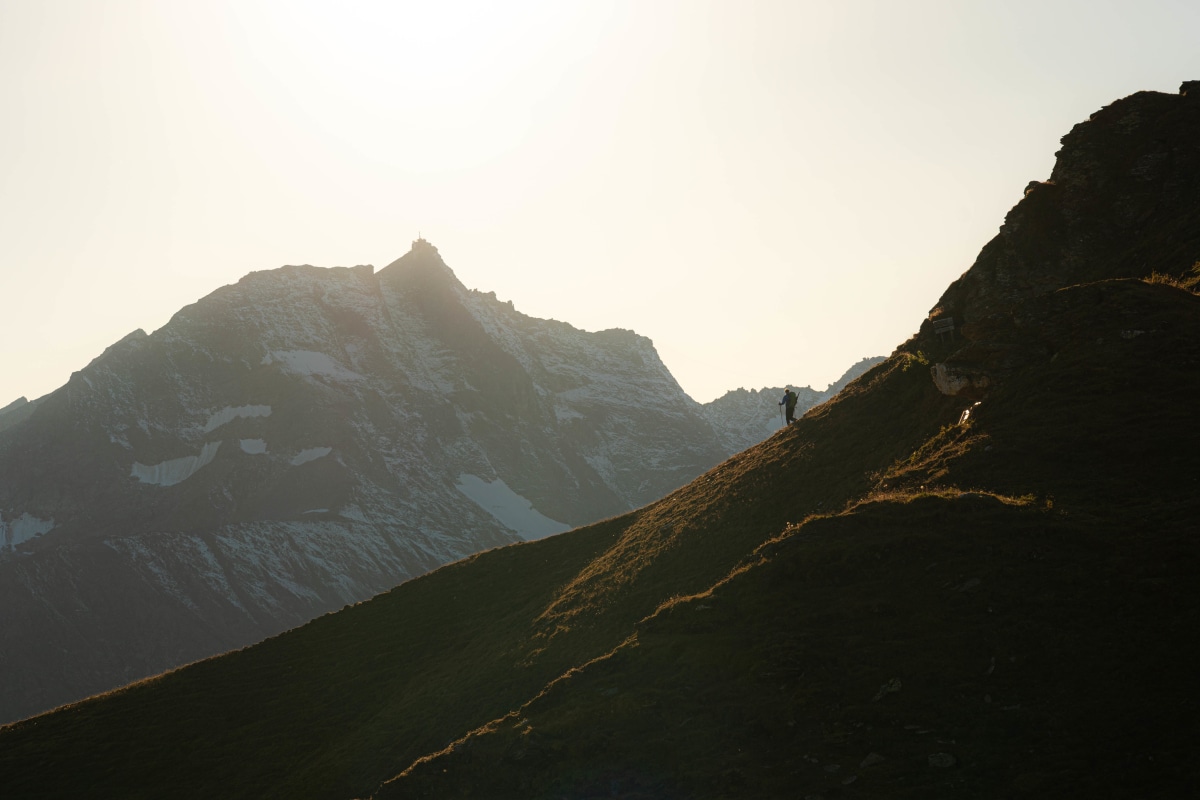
xmin=208 ymin=520 xmax=436 ymax=610
xmin=266 ymin=350 xmax=363 ymax=382
xmin=1 ymin=513 xmax=55 ymax=549
xmin=555 ymin=406 xmax=584 ymax=422
xmin=290 ymin=447 xmax=332 ymax=466
xmin=339 ymin=505 xmax=369 ymax=523
xmin=108 ymin=537 xmax=202 ymax=612
xmin=240 ymin=439 xmax=268 ymax=454
xmin=103 ymin=520 xmax=427 ymax=616
xmin=131 ymin=442 xmax=222 ymax=486
xmin=184 ymin=537 xmax=247 ymax=610
xmin=456 ymin=473 xmax=570 ymax=540
xmin=205 ymin=405 xmax=272 ymax=433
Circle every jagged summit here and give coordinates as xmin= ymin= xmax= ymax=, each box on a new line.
xmin=411 ymin=235 xmax=437 ymax=255
xmin=393 ymin=234 xmax=441 ymax=266
xmin=378 ymin=236 xmax=461 ymax=288
xmin=0 ymin=234 xmax=733 ymax=724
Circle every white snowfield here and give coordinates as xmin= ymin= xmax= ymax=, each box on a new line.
xmin=240 ymin=439 xmax=268 ymax=454
xmin=290 ymin=446 xmax=332 ymax=466
xmin=103 ymin=518 xmax=452 ymax=618
xmin=456 ymin=473 xmax=570 ymax=540
xmin=204 ymin=405 xmax=272 ymax=433
xmin=1 ymin=512 xmax=55 ymax=548
xmin=265 ymin=350 xmax=364 ymax=382
xmin=131 ymin=442 xmax=222 ymax=486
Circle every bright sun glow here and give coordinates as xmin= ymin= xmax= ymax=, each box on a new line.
xmin=2 ymin=1 xmax=1198 ymax=406
xmin=216 ymin=1 xmax=598 ymax=173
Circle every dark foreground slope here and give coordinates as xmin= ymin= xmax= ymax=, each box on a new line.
xmin=2 ymin=85 xmax=1199 ymax=799
xmin=386 ymin=278 xmax=1200 ymax=799
xmin=379 ymin=84 xmax=1200 ymax=799
xmin=0 ymin=340 xmax=959 ymax=800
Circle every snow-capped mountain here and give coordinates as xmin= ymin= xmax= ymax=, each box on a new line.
xmin=0 ymin=239 xmax=734 ymax=723
xmin=700 ymin=356 xmax=886 ymax=454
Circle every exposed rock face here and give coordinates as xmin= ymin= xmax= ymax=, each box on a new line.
xmin=0 ymin=239 xmax=732 ymax=723
xmin=0 ymin=397 xmax=38 ymax=434
xmin=701 ymin=357 xmax=886 ymax=452
xmin=929 ymin=362 xmax=990 ymax=398
xmin=921 ymin=82 xmax=1200 ymax=395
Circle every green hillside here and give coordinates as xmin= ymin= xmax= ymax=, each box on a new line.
xmin=2 ymin=84 xmax=1199 ymax=799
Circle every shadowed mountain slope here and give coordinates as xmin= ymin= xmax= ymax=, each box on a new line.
xmin=0 ymin=238 xmax=736 ymax=725
xmin=1 ymin=84 xmax=1198 ymax=799
xmin=386 ymin=278 xmax=1200 ymax=800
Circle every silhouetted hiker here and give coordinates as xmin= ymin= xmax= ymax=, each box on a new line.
xmin=779 ymin=387 xmax=798 ymax=425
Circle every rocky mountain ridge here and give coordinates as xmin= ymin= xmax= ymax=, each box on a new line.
xmin=0 ymin=239 xmax=722 ymax=722
xmin=0 ymin=238 xmax=867 ymax=724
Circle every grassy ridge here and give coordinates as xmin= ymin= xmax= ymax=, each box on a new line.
xmin=383 ymin=279 xmax=1200 ymax=797
xmin=391 ymin=496 xmax=1199 ymax=798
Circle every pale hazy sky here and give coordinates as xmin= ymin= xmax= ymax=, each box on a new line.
xmin=2 ymin=0 xmax=1197 ymax=405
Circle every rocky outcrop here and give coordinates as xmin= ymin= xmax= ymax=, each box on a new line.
xmin=929 ymin=362 xmax=990 ymax=398
xmin=918 ymin=81 xmax=1200 ymax=397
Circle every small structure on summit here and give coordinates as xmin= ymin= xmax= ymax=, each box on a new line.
xmin=412 ymin=235 xmax=438 ymax=255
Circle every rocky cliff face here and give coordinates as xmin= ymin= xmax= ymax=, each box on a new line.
xmin=920 ymin=82 xmax=1200 ymax=396
xmin=0 ymin=239 xmax=732 ymax=724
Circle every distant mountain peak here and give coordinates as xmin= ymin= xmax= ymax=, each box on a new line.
xmin=0 ymin=238 xmax=735 ymax=723
xmin=392 ymin=235 xmax=442 ymax=267
xmin=379 ymin=236 xmax=462 ymax=288
xmin=410 ymin=235 xmax=438 ymax=255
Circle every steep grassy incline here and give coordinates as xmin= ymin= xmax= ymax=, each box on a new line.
xmin=0 ymin=519 xmax=620 ymax=799
xmin=384 ymin=279 xmax=1200 ymax=799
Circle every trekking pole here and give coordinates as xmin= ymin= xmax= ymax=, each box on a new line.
xmin=780 ymin=404 xmax=785 ymax=426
